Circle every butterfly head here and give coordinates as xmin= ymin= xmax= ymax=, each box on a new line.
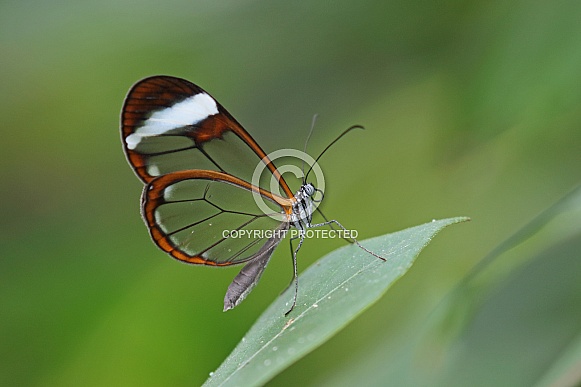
xmin=302 ymin=182 xmax=316 ymax=197
xmin=296 ymin=182 xmax=322 ymax=202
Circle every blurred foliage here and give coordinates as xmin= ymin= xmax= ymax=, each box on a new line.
xmin=0 ymin=0 xmax=580 ymax=386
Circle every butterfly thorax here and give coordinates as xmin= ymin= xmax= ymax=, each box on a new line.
xmin=290 ymin=183 xmax=316 ymax=230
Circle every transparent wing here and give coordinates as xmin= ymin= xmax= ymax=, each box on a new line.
xmin=142 ymin=169 xmax=292 ymax=265
xmin=121 ymin=76 xmax=293 ymax=198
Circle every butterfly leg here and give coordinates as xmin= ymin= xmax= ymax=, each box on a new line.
xmin=314 ymin=207 xmax=353 ymax=244
xmin=285 ymin=232 xmax=305 ymax=316
xmin=310 ymin=219 xmax=386 ymax=261
xmin=282 ymin=235 xmax=299 ymax=294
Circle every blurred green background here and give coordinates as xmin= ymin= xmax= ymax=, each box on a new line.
xmin=2 ymin=1 xmax=580 ymax=386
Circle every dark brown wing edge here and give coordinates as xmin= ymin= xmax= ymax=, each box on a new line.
xmin=120 ymin=76 xmax=203 ymax=183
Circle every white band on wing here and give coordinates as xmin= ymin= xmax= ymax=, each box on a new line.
xmin=126 ymin=92 xmax=219 ymax=150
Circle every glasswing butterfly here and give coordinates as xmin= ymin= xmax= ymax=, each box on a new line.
xmin=120 ymin=76 xmax=384 ymax=315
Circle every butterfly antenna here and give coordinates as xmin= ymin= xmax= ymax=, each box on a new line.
xmin=302 ymin=114 xmax=318 ymax=184
xmin=305 ymin=124 xmax=364 ymax=182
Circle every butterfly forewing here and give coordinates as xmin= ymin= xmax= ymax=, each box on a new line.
xmin=142 ymin=170 xmax=291 ymax=266
xmin=121 ymin=76 xmax=293 ymax=198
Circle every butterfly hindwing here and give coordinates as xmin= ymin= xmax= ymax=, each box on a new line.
xmin=142 ymin=169 xmax=292 ymax=266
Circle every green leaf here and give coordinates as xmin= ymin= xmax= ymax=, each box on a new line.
xmin=203 ymin=217 xmax=469 ymax=387
xmin=534 ymin=330 xmax=581 ymax=387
